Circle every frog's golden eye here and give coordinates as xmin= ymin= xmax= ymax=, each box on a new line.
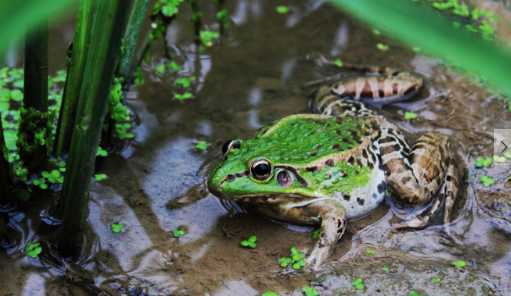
xmin=222 ymin=139 xmax=241 ymax=156
xmin=250 ymin=159 xmax=272 ymax=181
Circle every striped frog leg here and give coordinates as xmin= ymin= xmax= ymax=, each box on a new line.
xmin=376 ymin=130 xmax=461 ymax=228
xmin=329 ymin=70 xmax=423 ymax=107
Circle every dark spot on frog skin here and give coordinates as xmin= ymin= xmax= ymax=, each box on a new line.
xmin=377 ymin=182 xmax=386 ymax=193
xmin=309 ymin=151 xmax=318 ymax=157
xmin=343 ymin=194 xmax=351 ymax=201
xmin=325 ymin=159 xmax=335 ymax=167
xmin=356 ymin=197 xmax=365 ymax=205
xmin=332 ymin=143 xmax=341 ymax=150
xmin=362 ymin=149 xmax=368 ymax=159
xmin=372 ymin=193 xmax=378 ymax=199
xmin=306 ymin=166 xmax=318 ymax=172
xmin=347 ymin=156 xmax=354 ymax=165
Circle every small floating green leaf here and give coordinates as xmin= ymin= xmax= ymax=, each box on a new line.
xmin=175 ymin=92 xmax=193 ymax=101
xmin=365 ymin=247 xmax=376 ymax=256
xmin=262 ymin=291 xmax=279 ymax=296
xmin=376 ymin=42 xmax=389 ymax=51
xmin=96 ymin=146 xmax=108 ymax=157
xmin=382 ymin=264 xmax=390 ymax=273
xmin=333 ymin=58 xmax=343 ymax=68
xmin=474 ymin=157 xmax=492 ymax=168
xmin=200 ymin=30 xmax=220 ymax=47
xmin=276 ymin=5 xmax=289 ymax=14
xmin=408 ymin=290 xmax=421 ymax=296
xmin=111 ymin=222 xmax=124 ymax=234
xmin=352 ymin=278 xmax=365 ymax=290
xmin=95 ymin=173 xmax=108 ymax=182
xmin=452 ymin=259 xmax=467 ymax=269
xmin=431 ymin=275 xmax=442 ymax=284
xmin=404 ymin=111 xmax=418 ymax=120
xmin=311 ymin=229 xmax=321 ymax=240
xmin=25 ymin=242 xmax=42 ymax=258
xmin=240 ymin=234 xmax=257 ymax=248
xmin=172 ymin=227 xmax=187 ymax=238
xmin=195 ymin=140 xmax=209 ymax=152
xmin=479 ymin=175 xmax=495 ymax=187
xmin=278 ymin=256 xmax=292 ymax=268
xmin=175 ymin=76 xmax=194 ymax=88
xmin=302 ymin=286 xmax=319 ymax=296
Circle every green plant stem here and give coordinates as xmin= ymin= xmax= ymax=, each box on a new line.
xmin=54 ymin=0 xmax=133 ymax=255
xmin=24 ymin=25 xmax=48 ymax=112
xmin=216 ymin=0 xmax=226 ymax=34
xmin=118 ymin=0 xmax=153 ymax=82
xmin=0 ymin=118 xmax=11 ymax=204
xmin=54 ymin=2 xmax=94 ymax=157
xmin=189 ymin=0 xmax=202 ymax=44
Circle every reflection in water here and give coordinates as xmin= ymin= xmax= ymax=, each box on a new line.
xmin=89 ymin=184 xmax=153 ymax=271
xmin=330 ymin=23 xmax=349 ymax=56
xmin=142 ymin=138 xmax=226 ymax=242
xmin=21 ymin=273 xmax=45 ymax=296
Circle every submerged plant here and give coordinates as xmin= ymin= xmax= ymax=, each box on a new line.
xmin=240 ymin=234 xmax=257 ymax=248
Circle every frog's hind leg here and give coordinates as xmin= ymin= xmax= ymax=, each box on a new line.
xmin=312 ymin=92 xmax=376 ymax=117
xmin=378 ymin=131 xmax=460 ymax=228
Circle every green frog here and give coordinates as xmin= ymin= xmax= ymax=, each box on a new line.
xmin=207 ymin=68 xmax=462 ymax=270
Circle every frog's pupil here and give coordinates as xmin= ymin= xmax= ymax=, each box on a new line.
xmin=252 ymin=161 xmax=271 ymax=180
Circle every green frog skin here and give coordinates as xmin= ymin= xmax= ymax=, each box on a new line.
xmin=208 ymin=70 xmax=461 ymax=270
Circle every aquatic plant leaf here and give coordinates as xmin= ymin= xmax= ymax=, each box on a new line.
xmin=382 ymin=264 xmax=390 ymax=273
xmin=327 ymin=0 xmax=511 ymax=102
xmin=172 ymin=227 xmax=187 ymax=238
xmin=195 ymin=140 xmax=209 ymax=152
xmin=451 ymin=259 xmax=467 ymax=269
xmin=262 ymin=291 xmax=279 ymax=296
xmin=333 ymin=58 xmax=343 ymax=68
xmin=310 ymin=229 xmax=321 ymax=240
xmin=479 ymin=175 xmax=495 ymax=187
xmin=365 ymin=247 xmax=376 ymax=256
xmin=409 ymin=290 xmax=421 ymax=296
xmin=352 ymin=278 xmax=365 ymax=290
xmin=278 ymin=256 xmax=292 ymax=268
xmin=240 ymin=234 xmax=257 ymax=248
xmin=302 ymin=286 xmax=319 ymax=296
xmin=474 ymin=157 xmax=492 ymax=168
xmin=276 ymin=5 xmax=289 ymax=15
xmin=25 ymin=241 xmax=42 ymax=258
xmin=95 ymin=173 xmax=108 ymax=182
xmin=0 ymin=0 xmax=74 ymax=55
xmin=404 ymin=111 xmax=418 ymax=121
xmin=111 ymin=222 xmax=124 ymax=233
xmin=431 ymin=275 xmax=442 ymax=284
xmin=376 ymin=43 xmax=389 ymax=51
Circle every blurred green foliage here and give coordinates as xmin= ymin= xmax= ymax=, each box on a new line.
xmin=0 ymin=0 xmax=74 ymax=55
xmin=329 ymin=0 xmax=511 ymax=104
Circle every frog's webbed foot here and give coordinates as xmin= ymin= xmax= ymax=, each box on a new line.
xmin=304 ymin=200 xmax=346 ymax=271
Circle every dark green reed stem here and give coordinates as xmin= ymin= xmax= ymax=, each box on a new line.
xmin=0 ymin=118 xmax=11 ymax=204
xmin=215 ymin=0 xmax=227 ymax=34
xmin=54 ymin=0 xmax=133 ymax=255
xmin=119 ymin=0 xmax=153 ymax=82
xmin=189 ymin=0 xmax=202 ymax=44
xmin=53 ymin=3 xmax=94 ymax=157
xmin=24 ymin=25 xmax=48 ymax=112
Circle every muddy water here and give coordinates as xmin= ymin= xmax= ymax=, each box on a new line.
xmin=2 ymin=0 xmax=511 ymax=295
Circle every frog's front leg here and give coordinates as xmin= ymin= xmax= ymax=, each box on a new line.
xmin=378 ymin=131 xmax=460 ymax=228
xmin=289 ymin=199 xmax=347 ymax=270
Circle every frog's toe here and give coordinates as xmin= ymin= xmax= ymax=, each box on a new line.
xmin=305 ymin=247 xmax=330 ymax=271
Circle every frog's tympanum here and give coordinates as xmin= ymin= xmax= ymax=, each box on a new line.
xmin=208 ymin=68 xmax=461 ymax=270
